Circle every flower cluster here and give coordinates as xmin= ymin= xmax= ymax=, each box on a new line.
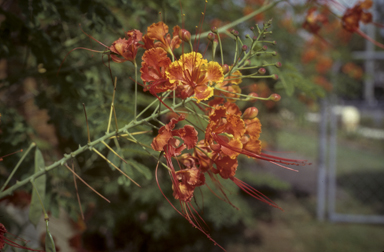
xmin=106 ymin=19 xmax=308 ymax=249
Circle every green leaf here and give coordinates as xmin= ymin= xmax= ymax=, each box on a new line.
xmin=120 ymin=162 xmax=134 ymax=187
xmin=45 ymin=221 xmax=57 ymax=252
xmin=128 ymin=160 xmax=152 ymax=180
xmin=28 ymin=148 xmax=46 ymax=228
xmin=106 ymin=147 xmax=122 ymax=170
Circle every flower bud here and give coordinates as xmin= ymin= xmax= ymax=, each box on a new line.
xmin=213 ymin=39 xmax=219 ymax=46
xmin=253 ymin=36 xmax=257 ymax=40
xmin=243 ymin=59 xmax=251 ymax=66
xmin=272 ymin=40 xmax=277 ymax=45
xmin=258 ymin=68 xmax=266 ymax=75
xmin=211 ymin=26 xmax=218 ymax=33
xmin=242 ymin=45 xmax=248 ymax=51
xmin=249 ymin=92 xmax=258 ymax=101
xmin=250 ymin=27 xmax=254 ymax=31
xmin=275 ymin=62 xmax=282 ymax=68
xmin=207 ymin=32 xmax=215 ymax=41
xmin=231 ymin=29 xmax=239 ymax=36
xmin=243 ymin=107 xmax=259 ymax=119
xmin=272 ymin=51 xmax=277 ymax=56
xmin=272 ymin=74 xmax=279 ymax=80
xmin=245 ymin=34 xmax=251 ymax=39
xmin=269 ymin=93 xmax=281 ymax=102
xmin=179 ymin=29 xmax=191 ymax=42
xmin=222 ymin=64 xmax=230 ymax=74
xmin=262 ymin=45 xmax=268 ymax=51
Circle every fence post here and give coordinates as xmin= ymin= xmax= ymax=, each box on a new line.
xmin=317 ymin=97 xmax=328 ymax=221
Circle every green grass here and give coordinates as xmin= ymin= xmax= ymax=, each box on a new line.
xmin=275 ymin=128 xmax=384 ymax=174
xmin=227 ymin=196 xmax=384 ymax=252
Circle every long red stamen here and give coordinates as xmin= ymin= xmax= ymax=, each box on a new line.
xmin=356 ymin=28 xmax=384 ymax=50
xmin=155 ymin=158 xmax=226 ymax=251
xmin=231 ymin=177 xmax=282 ymax=210
xmin=212 ymin=133 xmax=308 ymax=167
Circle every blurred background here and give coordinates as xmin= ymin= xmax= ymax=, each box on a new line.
xmin=0 ymin=0 xmax=383 ymax=251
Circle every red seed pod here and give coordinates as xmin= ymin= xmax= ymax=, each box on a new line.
xmin=242 ymin=45 xmax=248 ymax=51
xmin=243 ymin=107 xmax=259 ymax=119
xmin=275 ymin=62 xmax=282 ymax=68
xmin=258 ymin=68 xmax=266 ymax=75
xmin=270 ymin=93 xmax=281 ymax=102
xmin=222 ymin=64 xmax=230 ymax=74
xmin=207 ymin=32 xmax=216 ymax=41
xmin=179 ymin=29 xmax=191 ymax=42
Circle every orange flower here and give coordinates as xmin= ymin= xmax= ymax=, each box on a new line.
xmin=173 ymin=167 xmax=205 ymax=202
xmin=313 ymin=75 xmax=333 ymax=92
xmin=151 ymin=115 xmax=198 ymax=153
xmin=140 ymin=48 xmax=174 ymax=93
xmin=315 ymin=56 xmax=333 ymax=74
xmin=144 ymin=22 xmax=182 ymax=55
xmin=342 ymin=0 xmax=372 ymax=32
xmin=166 ymin=52 xmax=224 ymax=102
xmin=110 ymin=29 xmax=142 ymax=63
xmin=302 ymin=7 xmax=328 ymax=35
xmin=342 ymin=62 xmax=363 ymax=80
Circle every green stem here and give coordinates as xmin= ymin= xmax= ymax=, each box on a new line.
xmin=192 ymin=1 xmax=281 ymax=39
xmin=0 ymin=143 xmax=36 ymax=192
xmin=0 ymin=96 xmax=195 ymax=199
xmin=134 ymin=60 xmax=138 ymax=121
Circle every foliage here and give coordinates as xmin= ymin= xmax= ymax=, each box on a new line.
xmin=0 ymin=0 xmax=378 ymax=251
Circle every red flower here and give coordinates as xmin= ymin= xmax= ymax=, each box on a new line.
xmin=110 ymin=29 xmax=142 ymax=63
xmin=342 ymin=0 xmax=372 ymax=32
xmin=303 ymin=7 xmax=328 ymax=35
xmin=144 ymin=22 xmax=182 ymax=55
xmin=140 ymin=48 xmax=174 ymax=93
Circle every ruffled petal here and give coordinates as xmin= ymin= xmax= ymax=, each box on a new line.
xmin=147 ymin=21 xmax=168 ymax=45
xmin=194 ymin=85 xmax=214 ymax=102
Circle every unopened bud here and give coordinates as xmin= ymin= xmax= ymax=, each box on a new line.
xmin=207 ymin=32 xmax=215 ymax=41
xmin=272 ymin=74 xmax=279 ymax=80
xmin=243 ymin=60 xmax=251 ymax=66
xmin=269 ymin=93 xmax=281 ymax=102
xmin=252 ymin=36 xmax=257 ymax=40
xmin=242 ymin=45 xmax=248 ymax=51
xmin=231 ymin=29 xmax=239 ymax=36
xmin=262 ymin=45 xmax=268 ymax=51
xmin=272 ymin=51 xmax=277 ymax=56
xmin=222 ymin=64 xmax=230 ymax=74
xmin=243 ymin=107 xmax=259 ymax=119
xmin=272 ymin=40 xmax=277 ymax=45
xmin=213 ymin=39 xmax=218 ymax=46
xmin=258 ymin=68 xmax=266 ymax=75
xmin=179 ymin=29 xmax=191 ymax=42
xmin=245 ymin=34 xmax=251 ymax=39
xmin=211 ymin=26 xmax=218 ymax=33
xmin=249 ymin=92 xmax=258 ymax=101
xmin=275 ymin=62 xmax=282 ymax=68
xmin=250 ymin=27 xmax=254 ymax=31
